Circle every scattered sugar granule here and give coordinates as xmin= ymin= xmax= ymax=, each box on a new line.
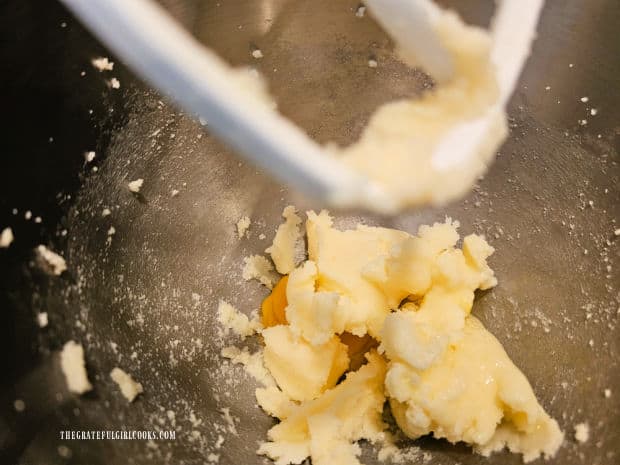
xmin=109 ymin=78 xmax=120 ymax=89
xmin=356 ymin=5 xmax=366 ymax=17
xmin=60 ymin=341 xmax=93 ymax=394
xmin=220 ymin=407 xmax=238 ymax=435
xmin=84 ymin=151 xmax=96 ymax=162
xmin=25 ymin=210 xmax=32 ymax=220
xmin=259 ymin=233 xmax=266 ymax=240
xmin=580 ymin=96 xmax=589 ymax=103
xmin=368 ymin=59 xmax=378 ymax=68
xmin=217 ymin=300 xmax=261 ymax=338
xmin=0 ymin=227 xmax=14 ymax=248
xmin=574 ymin=422 xmax=589 ymax=443
xmin=34 ymin=216 xmax=42 ymax=224
xmin=36 ymin=245 xmax=67 ymax=275
xmin=171 ymin=189 xmax=180 ymax=197
xmin=545 ymin=85 xmax=551 ymax=90
xmin=102 ymin=208 xmax=111 ymax=217
xmin=128 ymin=178 xmax=144 ymax=193
xmin=37 ymin=312 xmax=49 ymax=328
xmin=252 ymin=49 xmax=263 ymax=59
xmin=604 ymin=388 xmax=611 ymax=398
xmin=614 ymin=228 xmax=620 ymax=236
xmin=590 ymin=108 xmax=598 ymax=116
xmin=242 ymin=255 xmax=277 ymax=289
xmin=107 ymin=226 xmax=116 ymax=236
xmin=110 ymin=367 xmax=143 ymax=402
xmin=13 ymin=399 xmax=26 ymax=412
xmin=236 ymin=216 xmax=251 ymax=238
xmin=91 ymin=57 xmax=114 ymax=71
xmin=377 ymin=433 xmax=422 ymax=463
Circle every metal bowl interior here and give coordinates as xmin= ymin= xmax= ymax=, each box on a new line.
xmin=2 ymin=1 xmax=618 ymax=464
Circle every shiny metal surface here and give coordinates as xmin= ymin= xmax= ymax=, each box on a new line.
xmin=6 ymin=1 xmax=619 ymax=464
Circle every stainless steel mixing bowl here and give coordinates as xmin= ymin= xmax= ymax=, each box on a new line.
xmin=1 ymin=0 xmax=618 ymax=464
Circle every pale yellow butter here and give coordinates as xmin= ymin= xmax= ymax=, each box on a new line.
xmin=386 ymin=317 xmax=563 ymax=462
xmin=239 ymin=210 xmax=563 ymax=464
xmin=266 ymin=206 xmax=303 ymax=275
xmin=336 ymin=11 xmax=508 ymax=209
xmin=263 ymin=325 xmax=349 ymax=402
xmin=258 ymin=352 xmax=386 ymax=465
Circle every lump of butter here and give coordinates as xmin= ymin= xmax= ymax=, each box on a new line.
xmin=284 ymin=260 xmax=344 ymax=346
xmin=306 ymin=210 xmax=408 ymax=338
xmin=263 ymin=325 xmax=349 ymax=402
xmin=337 ymin=10 xmax=508 ymax=210
xmin=234 ymin=209 xmax=563 ymax=464
xmin=258 ymin=351 xmax=387 ymax=465
xmin=266 ymin=206 xmax=303 ymax=275
xmin=381 ymin=288 xmax=467 ymax=370
xmin=385 ymin=316 xmax=563 ymax=462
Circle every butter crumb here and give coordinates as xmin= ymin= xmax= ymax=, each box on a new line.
xmin=221 ymin=346 xmax=275 ymax=387
xmin=60 ymin=341 xmax=92 ymax=394
xmin=0 ymin=227 xmax=14 ymax=248
xmin=265 ymin=206 xmax=303 ymax=274
xmin=236 ymin=216 xmax=251 ymax=238
xmin=574 ymin=422 xmax=589 ymax=443
xmin=14 ymin=399 xmax=26 ymax=412
xmin=110 ymin=367 xmax=143 ymax=402
xmin=91 ymin=57 xmax=114 ymax=71
xmin=128 ymin=179 xmax=144 ymax=193
xmin=37 ymin=312 xmax=49 ymax=328
xmin=36 ymin=245 xmax=67 ymax=275
xmin=217 ymin=300 xmax=261 ymax=338
xmin=242 ymin=255 xmax=277 ymax=289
